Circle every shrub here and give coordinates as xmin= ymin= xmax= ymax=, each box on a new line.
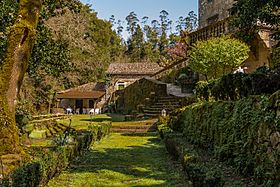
xmin=189 ymin=36 xmax=250 ymax=80
xmin=195 ymin=67 xmax=280 ymax=101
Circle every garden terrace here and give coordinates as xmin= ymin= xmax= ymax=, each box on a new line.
xmin=0 ymin=114 xmax=112 ymax=186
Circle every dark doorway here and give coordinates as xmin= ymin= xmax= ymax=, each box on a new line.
xmin=76 ymin=99 xmax=83 ymax=114
xmin=89 ymin=99 xmax=95 ymax=108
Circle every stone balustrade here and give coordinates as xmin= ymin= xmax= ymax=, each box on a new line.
xmin=189 ymin=18 xmax=234 ymax=45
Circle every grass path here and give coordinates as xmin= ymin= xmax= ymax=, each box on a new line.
xmin=47 ymin=133 xmax=187 ymax=187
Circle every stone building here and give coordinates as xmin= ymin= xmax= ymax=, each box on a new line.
xmin=55 ymin=82 xmax=106 ymax=114
xmin=199 ymin=0 xmax=235 ymax=29
xmin=189 ymin=0 xmax=275 ymax=73
xmin=106 ymin=63 xmax=163 ymax=91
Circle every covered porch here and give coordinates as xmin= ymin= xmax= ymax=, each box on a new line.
xmin=55 ymin=91 xmax=105 ymax=114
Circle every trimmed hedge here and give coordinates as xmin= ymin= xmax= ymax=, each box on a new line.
xmin=168 ymin=96 xmax=280 ymax=186
xmin=0 ymin=123 xmax=111 ymax=187
xmin=195 ymin=67 xmax=280 ymax=101
xmin=157 ymin=123 xmax=230 ymax=187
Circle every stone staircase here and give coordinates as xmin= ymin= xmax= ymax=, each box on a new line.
xmin=166 ymin=83 xmax=194 ymax=98
xmin=143 ymin=96 xmax=181 ymax=117
xmin=110 ymin=120 xmax=157 ymax=133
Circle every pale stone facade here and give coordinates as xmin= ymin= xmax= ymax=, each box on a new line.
xmin=199 ymin=0 xmax=234 ymax=28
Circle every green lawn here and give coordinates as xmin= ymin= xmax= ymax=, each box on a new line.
xmin=47 ymin=133 xmax=186 ymax=187
xmin=57 ymin=114 xmax=157 ymax=130
xmin=57 ymin=114 xmax=113 ymax=130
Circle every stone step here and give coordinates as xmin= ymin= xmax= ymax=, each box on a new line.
xmin=157 ymin=96 xmax=180 ymax=100
xmin=56 ymin=123 xmax=66 ymax=130
xmin=143 ymin=110 xmax=162 ymax=114
xmin=145 ymin=113 xmax=160 ymax=117
xmin=152 ymin=106 xmax=179 ymax=110
xmin=154 ymin=101 xmax=180 ymax=105
xmin=111 ymin=125 xmax=155 ymax=130
xmin=53 ymin=126 xmax=62 ymax=133
xmin=46 ymin=126 xmax=56 ymax=136
xmin=45 ymin=129 xmax=52 ymax=137
xmin=144 ymin=107 xmax=177 ymax=111
xmin=158 ymin=96 xmax=179 ymax=99
xmin=110 ymin=128 xmax=156 ymax=133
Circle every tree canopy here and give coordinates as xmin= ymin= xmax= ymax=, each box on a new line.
xmin=232 ymin=0 xmax=280 ymax=41
xmin=188 ymin=36 xmax=250 ymax=80
xmin=0 ymin=0 xmax=198 ymax=114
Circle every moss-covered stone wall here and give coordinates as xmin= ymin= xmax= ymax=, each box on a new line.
xmin=168 ymin=96 xmax=280 ymax=185
xmin=116 ymin=77 xmax=167 ymax=114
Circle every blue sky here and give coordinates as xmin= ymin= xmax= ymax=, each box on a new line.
xmin=81 ymin=0 xmax=198 ymax=25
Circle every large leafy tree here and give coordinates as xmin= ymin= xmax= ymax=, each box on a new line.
xmin=0 ymin=0 xmax=42 ymax=155
xmin=189 ymin=36 xmax=250 ymax=80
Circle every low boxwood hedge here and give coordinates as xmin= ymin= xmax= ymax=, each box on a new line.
xmin=1 ymin=123 xmax=111 ymax=187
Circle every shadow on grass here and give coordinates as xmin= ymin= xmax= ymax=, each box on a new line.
xmin=78 ymin=113 xmax=156 ymax=124
xmin=65 ymin=137 xmax=182 ymax=186
xmin=80 ymin=118 xmax=112 ymax=122
xmin=121 ymin=132 xmax=158 ymax=137
xmin=79 ymin=113 xmax=126 ymax=123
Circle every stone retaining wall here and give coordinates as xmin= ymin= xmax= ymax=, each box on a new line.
xmin=161 ymin=96 xmax=280 ymax=185
xmin=115 ymin=77 xmax=167 ymax=114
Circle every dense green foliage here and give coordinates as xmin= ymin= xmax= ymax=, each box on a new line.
xmin=189 ymin=36 xmax=250 ymax=80
xmin=0 ymin=0 xmax=124 ymax=114
xmin=157 ymin=120 xmax=250 ymax=186
xmin=232 ymin=0 xmax=280 ymax=68
xmin=165 ymin=96 xmax=280 ymax=186
xmin=232 ymin=0 xmax=280 ymax=42
xmin=0 ymin=0 xmax=198 ymax=114
xmin=195 ymin=67 xmax=280 ymax=101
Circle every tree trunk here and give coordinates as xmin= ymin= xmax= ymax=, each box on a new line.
xmin=0 ymin=0 xmax=42 ymax=155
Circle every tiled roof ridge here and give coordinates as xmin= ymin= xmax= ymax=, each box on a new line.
xmin=58 ymin=82 xmax=106 ymax=94
xmin=106 ymin=62 xmax=163 ymax=75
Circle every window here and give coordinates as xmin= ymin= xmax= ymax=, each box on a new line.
xmin=207 ymin=14 xmax=219 ymax=25
xmin=117 ymin=82 xmax=126 ymax=90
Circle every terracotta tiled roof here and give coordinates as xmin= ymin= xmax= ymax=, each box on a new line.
xmin=57 ymin=82 xmax=106 ymax=99
xmin=106 ymin=63 xmax=163 ymax=75
xmin=59 ymin=82 xmax=106 ymax=94
xmin=57 ymin=91 xmax=105 ymax=99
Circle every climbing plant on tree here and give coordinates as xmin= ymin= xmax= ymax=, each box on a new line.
xmin=0 ymin=0 xmax=42 ymax=155
xmin=188 ymin=36 xmax=250 ymax=80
